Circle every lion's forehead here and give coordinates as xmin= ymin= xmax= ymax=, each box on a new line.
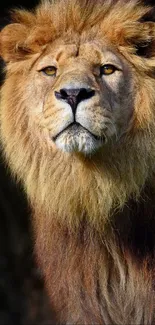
xmin=36 ymin=38 xmax=124 ymax=72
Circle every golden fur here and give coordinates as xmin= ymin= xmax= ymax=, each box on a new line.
xmin=1 ymin=0 xmax=155 ymax=323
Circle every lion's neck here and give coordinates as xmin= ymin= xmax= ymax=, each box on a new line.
xmin=33 ymin=184 xmax=155 ymax=325
xmin=34 ymin=197 xmax=155 ymax=325
xmin=25 ymin=137 xmax=155 ymax=231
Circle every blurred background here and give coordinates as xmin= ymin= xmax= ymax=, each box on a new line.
xmin=0 ymin=0 xmax=155 ymax=324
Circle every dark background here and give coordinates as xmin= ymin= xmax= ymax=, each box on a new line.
xmin=0 ymin=0 xmax=155 ymax=324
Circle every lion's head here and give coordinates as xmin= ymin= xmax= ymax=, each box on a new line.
xmin=36 ymin=39 xmax=134 ymax=155
xmin=1 ymin=0 xmax=155 ymax=228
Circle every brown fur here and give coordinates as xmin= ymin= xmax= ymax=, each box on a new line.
xmin=1 ymin=0 xmax=155 ymax=323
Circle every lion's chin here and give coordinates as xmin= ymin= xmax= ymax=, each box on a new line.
xmin=53 ymin=124 xmax=103 ymax=155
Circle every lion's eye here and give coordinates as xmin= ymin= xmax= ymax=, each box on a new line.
xmin=100 ymin=64 xmax=116 ymax=76
xmin=41 ymin=66 xmax=57 ymax=76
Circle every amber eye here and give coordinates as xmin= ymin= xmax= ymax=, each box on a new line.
xmin=100 ymin=64 xmax=117 ymax=76
xmin=42 ymin=66 xmax=57 ymax=76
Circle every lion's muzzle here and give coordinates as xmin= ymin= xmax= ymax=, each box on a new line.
xmin=55 ymin=87 xmax=95 ymax=115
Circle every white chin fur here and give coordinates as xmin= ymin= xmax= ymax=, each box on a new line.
xmin=54 ymin=130 xmax=102 ymax=155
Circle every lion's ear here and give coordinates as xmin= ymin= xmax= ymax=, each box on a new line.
xmin=134 ymin=22 xmax=155 ymax=58
xmin=130 ymin=6 xmax=155 ymax=59
xmin=0 ymin=23 xmax=34 ymax=62
xmin=0 ymin=20 xmax=41 ymax=63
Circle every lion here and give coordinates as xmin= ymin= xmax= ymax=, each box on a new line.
xmin=1 ymin=0 xmax=155 ymax=323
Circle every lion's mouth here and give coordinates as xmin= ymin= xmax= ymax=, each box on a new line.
xmin=53 ymin=122 xmax=102 ymax=142
xmin=52 ymin=122 xmax=105 ymax=154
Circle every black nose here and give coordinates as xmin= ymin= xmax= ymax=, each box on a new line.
xmin=55 ymin=88 xmax=95 ymax=113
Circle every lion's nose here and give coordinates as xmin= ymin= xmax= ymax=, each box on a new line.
xmin=55 ymin=88 xmax=95 ymax=114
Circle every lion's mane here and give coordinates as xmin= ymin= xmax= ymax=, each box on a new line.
xmin=1 ymin=0 xmax=155 ymax=324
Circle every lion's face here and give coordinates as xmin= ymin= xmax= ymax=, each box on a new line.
xmin=25 ymin=37 xmax=134 ymax=155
